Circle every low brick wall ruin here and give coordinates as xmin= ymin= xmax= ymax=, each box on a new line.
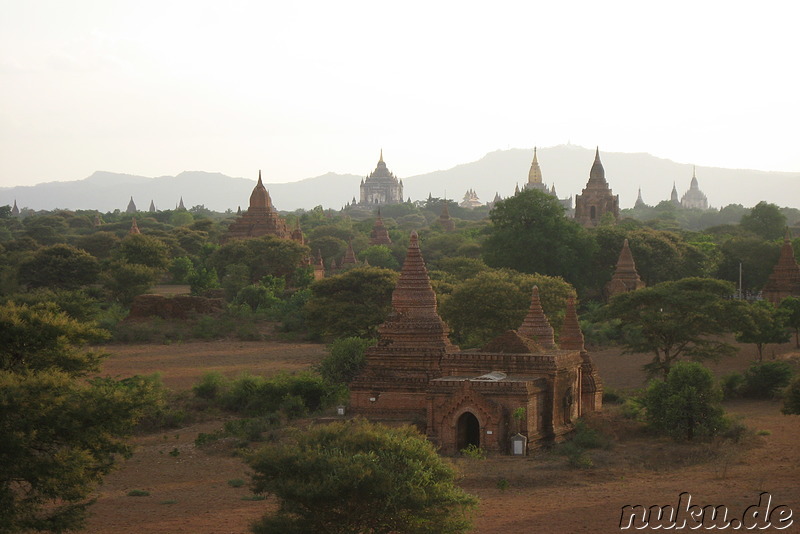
xmin=127 ymin=294 xmax=225 ymax=320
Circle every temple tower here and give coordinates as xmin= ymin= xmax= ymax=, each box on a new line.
xmin=762 ymin=228 xmax=800 ymax=304
xmin=605 ymin=239 xmax=646 ymax=298
xmin=680 ymin=167 xmax=709 ymax=209
xmin=349 ymin=231 xmax=458 ymax=420
xmin=516 ymin=286 xmax=556 ymax=348
xmin=224 ymin=171 xmax=299 ymax=243
xmin=369 ymin=208 xmax=393 ymax=245
xmin=573 ymin=148 xmax=619 ymax=227
xmin=359 ymin=150 xmax=403 ymax=205
xmin=126 ymin=197 xmax=137 ymax=213
xmin=11 ymin=200 xmax=19 ymax=217
xmin=438 ymin=201 xmax=456 ymax=232
xmin=129 ymin=217 xmax=141 ymax=235
xmin=634 ymin=188 xmax=647 ymax=209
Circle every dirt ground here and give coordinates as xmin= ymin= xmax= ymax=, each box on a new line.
xmin=85 ymin=339 xmax=800 ymax=534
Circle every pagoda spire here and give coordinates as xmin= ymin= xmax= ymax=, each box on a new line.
xmin=517 ymin=286 xmax=555 ymax=348
xmin=528 ymin=146 xmax=543 ymax=185
xmin=587 ymin=146 xmax=607 ymax=186
xmin=379 ymin=148 xmax=383 ymax=163
xmin=129 ymin=217 xmax=141 ymax=235
xmin=558 ymin=297 xmax=585 ymax=351
xmin=391 ymin=231 xmax=438 ymax=318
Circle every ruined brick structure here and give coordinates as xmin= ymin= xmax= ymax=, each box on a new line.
xmin=605 ymin=238 xmax=646 ymax=299
xmin=349 ymin=232 xmax=603 ymax=455
xmin=762 ymin=228 xmax=800 ymax=304
xmin=574 ymin=148 xmax=619 ymax=227
xmin=437 ymin=201 xmax=456 ymax=232
xmin=223 ymin=171 xmax=303 ymax=244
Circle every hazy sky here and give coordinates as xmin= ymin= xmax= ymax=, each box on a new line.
xmin=1 ymin=0 xmax=798 ymax=188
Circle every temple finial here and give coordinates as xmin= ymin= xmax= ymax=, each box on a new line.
xmin=379 ymin=149 xmax=383 ymax=163
xmin=258 ymin=170 xmax=263 ymax=185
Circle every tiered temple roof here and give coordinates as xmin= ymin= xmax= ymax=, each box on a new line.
xmin=762 ymin=228 xmax=800 ymax=304
xmin=573 ymin=148 xmax=619 ymax=227
xmin=605 ymin=239 xmax=646 ymax=298
xmin=369 ymin=209 xmax=393 ymax=245
xmin=224 ymin=171 xmax=299 ymax=243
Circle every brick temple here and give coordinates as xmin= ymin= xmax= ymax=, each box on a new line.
xmin=762 ymin=228 xmax=800 ymax=304
xmin=349 ymin=231 xmax=603 ymax=455
xmin=223 ymin=171 xmax=303 ymax=244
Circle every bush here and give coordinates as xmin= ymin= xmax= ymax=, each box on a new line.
xmin=316 ymin=337 xmax=376 ymax=385
xmin=720 ymin=372 xmax=745 ymax=400
xmin=217 ymin=372 xmax=336 ymax=416
xmin=570 ymin=419 xmax=611 ymax=450
xmin=642 ymin=361 xmax=726 ymax=441
xmin=741 ymin=361 xmax=794 ymax=399
xmin=782 ymin=377 xmax=800 ymax=415
xmin=459 ymin=444 xmax=486 ymax=459
xmin=193 ymin=372 xmax=226 ymax=400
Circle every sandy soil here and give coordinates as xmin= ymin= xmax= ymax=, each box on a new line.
xmin=84 ymin=339 xmax=800 ymax=534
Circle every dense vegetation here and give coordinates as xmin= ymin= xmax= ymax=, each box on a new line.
xmin=3 ymin=193 xmax=800 ymax=530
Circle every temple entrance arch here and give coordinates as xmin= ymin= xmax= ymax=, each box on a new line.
xmin=456 ymin=411 xmax=480 ymax=451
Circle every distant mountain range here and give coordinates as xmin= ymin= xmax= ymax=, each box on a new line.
xmin=2 ymin=145 xmax=798 ymax=212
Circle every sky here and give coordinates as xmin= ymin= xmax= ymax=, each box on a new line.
xmin=1 ymin=0 xmax=798 ymax=189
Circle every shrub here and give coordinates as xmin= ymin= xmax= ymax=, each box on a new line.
xmin=642 ymin=361 xmax=726 ymax=441
xmin=782 ymin=377 xmax=800 ymax=415
xmin=127 ymin=490 xmax=150 ymax=497
xmin=741 ymin=361 xmax=794 ymax=399
xmin=720 ymin=372 xmax=745 ymax=400
xmin=459 ymin=444 xmax=486 ymax=459
xmin=316 ymin=337 xmax=376 ymax=385
xmin=193 ymin=372 xmax=227 ymax=400
xmin=570 ymin=419 xmax=611 ymax=450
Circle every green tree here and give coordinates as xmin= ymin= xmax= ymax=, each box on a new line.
xmin=0 ymin=303 xmax=162 ymax=532
xmin=304 ymin=267 xmax=398 ymax=339
xmin=316 ymin=337 xmax=376 ymax=385
xmin=778 ymin=296 xmax=800 ymax=348
xmin=605 ymin=278 xmax=739 ymax=378
xmin=482 ymin=190 xmax=597 ymax=291
xmin=102 ymin=261 xmax=158 ymax=305
xmin=209 ymin=235 xmax=309 ymax=280
xmin=114 ymin=233 xmax=171 ymax=270
xmin=642 ymin=361 xmax=726 ymax=441
xmin=740 ymin=201 xmax=786 ymax=240
xmin=715 ymin=237 xmax=779 ymax=291
xmin=439 ymin=270 xmax=575 ymax=347
xmin=74 ymin=231 xmax=120 ymax=259
xmin=358 ymin=245 xmax=400 ymax=270
xmin=735 ymin=300 xmax=790 ymax=361
xmin=18 ymin=244 xmax=100 ymax=290
xmin=247 ymin=419 xmax=477 ymax=534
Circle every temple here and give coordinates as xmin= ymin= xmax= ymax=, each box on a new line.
xmin=762 ymin=228 xmax=800 ymax=304
xmin=349 ymin=232 xmax=603 ymax=455
xmin=459 ymin=189 xmax=482 ymax=209
xmin=359 ymin=151 xmax=404 ymax=205
xmin=368 ymin=209 xmax=393 ymax=245
xmin=680 ymin=167 xmax=709 ymax=209
xmin=524 ymin=147 xmax=572 ymax=213
xmin=126 ymin=197 xmax=137 ymax=213
xmin=573 ymin=148 xmax=619 ymax=227
xmin=437 ymin=201 xmax=456 ymax=232
xmin=605 ymin=239 xmax=646 ymax=298
xmin=223 ymin=171 xmax=302 ymax=244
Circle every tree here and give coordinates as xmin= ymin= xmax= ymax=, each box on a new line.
xmin=439 ymin=270 xmax=575 ymax=348
xmin=778 ymin=296 xmax=800 ymax=348
xmin=0 ymin=303 xmax=162 ymax=532
xmin=113 ymin=233 xmax=171 ymax=270
xmin=102 ymin=261 xmax=158 ymax=305
xmin=208 ymin=235 xmax=309 ymax=281
xmin=482 ymin=190 xmax=597 ymax=291
xmin=247 ymin=419 xmax=477 ymax=534
xmin=604 ymin=278 xmax=739 ymax=378
xmin=740 ymin=201 xmax=786 ymax=240
xmin=735 ymin=300 xmax=790 ymax=361
xmin=18 ymin=244 xmax=100 ymax=290
xmin=304 ymin=267 xmax=398 ymax=339
xmin=357 ymin=245 xmax=400 ymax=270
xmin=715 ymin=237 xmax=780 ymax=291
xmin=316 ymin=337 xmax=376 ymax=385
xmin=642 ymin=361 xmax=726 ymax=441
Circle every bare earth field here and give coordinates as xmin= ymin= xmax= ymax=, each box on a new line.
xmin=86 ymin=339 xmax=800 ymax=534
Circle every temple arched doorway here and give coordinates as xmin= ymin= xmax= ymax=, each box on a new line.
xmin=456 ymin=411 xmax=480 ymax=451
